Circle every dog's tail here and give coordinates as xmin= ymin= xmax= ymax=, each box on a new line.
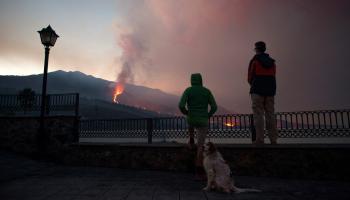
xmin=233 ymin=187 xmax=261 ymax=193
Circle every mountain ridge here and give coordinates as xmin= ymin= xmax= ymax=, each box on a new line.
xmin=0 ymin=70 xmax=231 ymax=116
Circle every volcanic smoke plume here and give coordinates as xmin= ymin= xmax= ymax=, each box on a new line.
xmin=113 ymin=30 xmax=148 ymax=103
xmin=113 ymin=0 xmax=350 ymax=112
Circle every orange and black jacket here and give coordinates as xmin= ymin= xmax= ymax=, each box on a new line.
xmin=248 ymin=53 xmax=276 ymax=96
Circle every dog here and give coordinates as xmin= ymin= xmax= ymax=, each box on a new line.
xmin=202 ymin=142 xmax=261 ymax=193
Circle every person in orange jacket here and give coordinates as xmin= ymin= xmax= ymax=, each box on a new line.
xmin=248 ymin=41 xmax=278 ymax=145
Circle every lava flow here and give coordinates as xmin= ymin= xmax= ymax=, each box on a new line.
xmin=113 ymin=84 xmax=124 ymax=103
xmin=224 ymin=122 xmax=235 ymax=127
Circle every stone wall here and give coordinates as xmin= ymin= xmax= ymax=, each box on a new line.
xmin=62 ymin=143 xmax=350 ymax=181
xmin=0 ymin=116 xmax=78 ymax=157
xmin=1 ymin=116 xmax=349 ymax=180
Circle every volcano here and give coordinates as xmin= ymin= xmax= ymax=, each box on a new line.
xmin=0 ymin=70 xmax=232 ymax=116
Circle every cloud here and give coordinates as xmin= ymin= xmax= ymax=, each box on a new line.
xmin=2 ymin=0 xmax=348 ymax=113
xmin=112 ymin=0 xmax=350 ymax=112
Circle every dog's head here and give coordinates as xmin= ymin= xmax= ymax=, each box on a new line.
xmin=203 ymin=142 xmax=217 ymax=156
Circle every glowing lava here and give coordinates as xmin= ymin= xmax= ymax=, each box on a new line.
xmin=113 ymin=84 xmax=124 ymax=103
xmin=225 ymin=122 xmax=235 ymax=127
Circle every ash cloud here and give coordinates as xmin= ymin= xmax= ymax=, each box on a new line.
xmin=114 ymin=0 xmax=350 ymax=112
xmin=114 ymin=25 xmax=150 ymax=85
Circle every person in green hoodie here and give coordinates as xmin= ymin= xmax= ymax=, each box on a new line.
xmin=179 ymin=73 xmax=217 ymax=179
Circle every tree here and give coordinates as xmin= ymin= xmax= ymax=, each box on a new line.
xmin=17 ymin=88 xmax=36 ymax=114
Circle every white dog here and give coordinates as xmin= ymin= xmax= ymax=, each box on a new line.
xmin=202 ymin=142 xmax=261 ymax=193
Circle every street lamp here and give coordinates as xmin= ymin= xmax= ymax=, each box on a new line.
xmin=37 ymin=25 xmax=59 ymax=152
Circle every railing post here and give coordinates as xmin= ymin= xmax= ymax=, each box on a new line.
xmin=147 ymin=118 xmax=153 ymax=144
xmin=73 ymin=93 xmax=80 ymax=143
xmin=249 ymin=114 xmax=256 ymax=142
xmin=75 ymin=93 xmax=79 ymax=117
xmin=73 ymin=116 xmax=80 ymax=143
xmin=45 ymin=95 xmax=50 ymax=115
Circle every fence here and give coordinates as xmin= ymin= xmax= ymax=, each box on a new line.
xmin=0 ymin=93 xmax=79 ymax=116
xmin=79 ymin=109 xmax=350 ymax=143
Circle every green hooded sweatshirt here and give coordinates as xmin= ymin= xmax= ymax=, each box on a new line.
xmin=178 ymin=73 xmax=217 ymax=127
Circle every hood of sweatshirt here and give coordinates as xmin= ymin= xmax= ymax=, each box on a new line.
xmin=191 ymin=73 xmax=203 ymax=86
xmin=255 ymin=53 xmax=275 ymax=68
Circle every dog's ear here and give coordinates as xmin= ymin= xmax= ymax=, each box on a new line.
xmin=207 ymin=142 xmax=216 ymax=154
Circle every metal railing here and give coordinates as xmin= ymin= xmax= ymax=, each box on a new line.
xmin=79 ymin=109 xmax=350 ymax=143
xmin=0 ymin=93 xmax=79 ymax=116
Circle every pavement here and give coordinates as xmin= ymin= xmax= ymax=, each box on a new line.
xmin=0 ymin=151 xmax=349 ymax=200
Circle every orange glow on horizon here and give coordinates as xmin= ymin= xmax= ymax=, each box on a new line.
xmin=224 ymin=122 xmax=235 ymax=127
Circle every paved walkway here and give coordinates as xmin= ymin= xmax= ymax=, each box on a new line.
xmin=0 ymin=151 xmax=349 ymax=200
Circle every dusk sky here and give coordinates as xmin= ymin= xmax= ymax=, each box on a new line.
xmin=0 ymin=0 xmax=349 ymax=113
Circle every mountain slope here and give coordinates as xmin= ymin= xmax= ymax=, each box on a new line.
xmin=0 ymin=70 xmax=231 ymax=117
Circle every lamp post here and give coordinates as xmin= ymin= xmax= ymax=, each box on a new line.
xmin=37 ymin=25 xmax=59 ymax=152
